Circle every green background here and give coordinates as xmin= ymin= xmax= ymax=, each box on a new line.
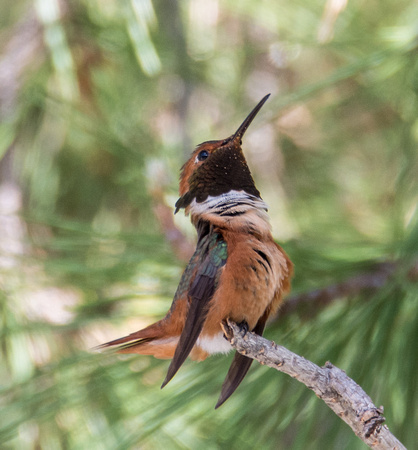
xmin=1 ymin=0 xmax=417 ymax=448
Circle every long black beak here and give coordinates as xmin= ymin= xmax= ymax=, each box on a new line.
xmin=232 ymin=94 xmax=270 ymax=143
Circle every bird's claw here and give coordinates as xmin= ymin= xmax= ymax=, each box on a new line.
xmin=236 ymin=320 xmax=249 ymax=336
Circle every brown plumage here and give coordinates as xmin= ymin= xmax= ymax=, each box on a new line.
xmin=100 ymin=94 xmax=293 ymax=407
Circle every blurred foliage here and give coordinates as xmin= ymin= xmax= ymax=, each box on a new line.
xmin=0 ymin=0 xmax=417 ymax=448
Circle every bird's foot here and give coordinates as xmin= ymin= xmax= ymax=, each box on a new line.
xmin=221 ymin=319 xmax=249 ymax=341
xmin=236 ymin=320 xmax=249 ymax=336
xmin=221 ymin=320 xmax=233 ymax=340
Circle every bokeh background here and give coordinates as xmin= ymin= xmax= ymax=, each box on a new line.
xmin=1 ymin=0 xmax=417 ymax=448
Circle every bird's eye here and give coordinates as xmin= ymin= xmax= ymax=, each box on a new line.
xmin=197 ymin=150 xmax=209 ymax=161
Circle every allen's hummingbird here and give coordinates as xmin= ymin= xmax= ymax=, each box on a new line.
xmin=101 ymin=95 xmax=293 ymax=408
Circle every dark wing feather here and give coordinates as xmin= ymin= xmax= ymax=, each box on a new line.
xmin=215 ymin=316 xmax=267 ymax=408
xmin=161 ymin=231 xmax=227 ymax=388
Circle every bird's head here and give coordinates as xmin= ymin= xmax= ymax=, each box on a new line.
xmin=175 ymin=94 xmax=270 ymax=214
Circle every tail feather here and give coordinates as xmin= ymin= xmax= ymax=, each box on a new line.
xmin=97 ymin=321 xmax=179 ymax=359
xmin=99 ymin=323 xmax=159 ymax=347
xmin=215 ymin=351 xmax=253 ymax=408
xmin=215 ymin=316 xmax=267 ymax=408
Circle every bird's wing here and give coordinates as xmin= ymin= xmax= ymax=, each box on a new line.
xmin=161 ymin=231 xmax=227 ymax=388
xmin=215 ymin=315 xmax=267 ymax=408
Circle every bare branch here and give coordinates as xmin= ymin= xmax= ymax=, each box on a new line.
xmin=222 ymin=320 xmax=406 ymax=450
xmin=278 ymin=261 xmax=398 ymax=318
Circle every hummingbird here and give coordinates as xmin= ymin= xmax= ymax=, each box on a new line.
xmin=100 ymin=94 xmax=293 ymax=408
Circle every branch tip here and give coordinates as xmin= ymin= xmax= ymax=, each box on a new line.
xmin=223 ymin=320 xmax=406 ymax=450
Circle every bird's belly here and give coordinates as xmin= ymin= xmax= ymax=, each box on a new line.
xmin=196 ymin=332 xmax=232 ymax=355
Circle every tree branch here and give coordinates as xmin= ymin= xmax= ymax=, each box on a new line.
xmin=222 ymin=320 xmax=406 ymax=450
xmin=279 ymin=261 xmax=397 ymax=318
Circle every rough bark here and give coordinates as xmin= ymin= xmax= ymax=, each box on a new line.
xmin=222 ymin=320 xmax=406 ymax=450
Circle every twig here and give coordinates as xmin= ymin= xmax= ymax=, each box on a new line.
xmin=278 ymin=261 xmax=398 ymax=318
xmin=222 ymin=320 xmax=406 ymax=450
